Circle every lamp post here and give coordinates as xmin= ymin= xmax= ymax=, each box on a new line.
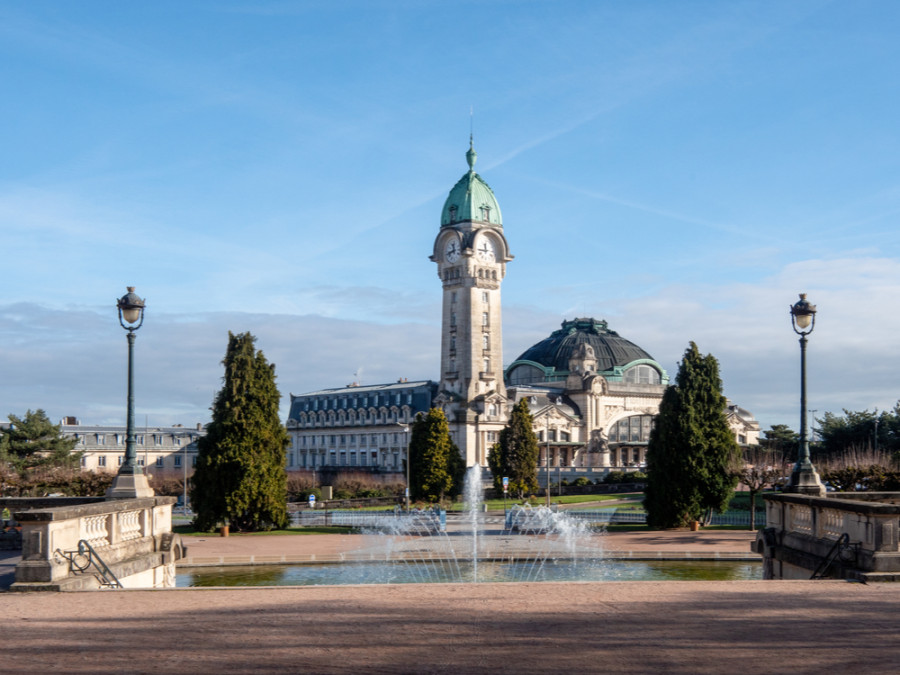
xmin=546 ymin=416 xmax=551 ymax=508
xmin=785 ymin=293 xmax=825 ymax=495
xmin=106 ymin=287 xmax=155 ymax=499
xmin=402 ymin=424 xmax=410 ymax=512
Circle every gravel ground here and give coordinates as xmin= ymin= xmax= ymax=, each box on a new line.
xmin=3 ymin=580 xmax=899 ymax=674
xmin=4 ymin=531 xmax=899 ymax=673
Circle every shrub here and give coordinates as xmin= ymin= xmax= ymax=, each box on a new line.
xmin=604 ymin=471 xmax=627 ymax=484
xmin=573 ymin=477 xmax=591 ymax=487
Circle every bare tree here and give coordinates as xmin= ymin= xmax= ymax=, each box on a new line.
xmin=735 ymin=445 xmax=788 ymax=530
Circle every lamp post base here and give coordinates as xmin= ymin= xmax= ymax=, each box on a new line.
xmin=106 ymin=472 xmax=155 ymax=499
xmin=784 ymin=465 xmax=826 ymax=496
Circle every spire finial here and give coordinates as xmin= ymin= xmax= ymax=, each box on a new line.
xmin=466 ymin=107 xmax=477 ymax=171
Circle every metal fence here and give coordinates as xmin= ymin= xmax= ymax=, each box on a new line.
xmin=558 ymin=509 xmax=765 ymax=527
xmin=292 ymin=509 xmax=446 ymax=531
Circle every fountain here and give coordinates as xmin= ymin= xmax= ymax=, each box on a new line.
xmin=177 ymin=467 xmax=762 ymax=585
xmin=335 ymin=465 xmax=606 ymax=583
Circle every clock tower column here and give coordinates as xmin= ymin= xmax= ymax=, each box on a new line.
xmin=430 ymin=140 xmax=512 ymax=466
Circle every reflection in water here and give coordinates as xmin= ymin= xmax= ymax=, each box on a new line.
xmin=177 ymin=560 xmax=762 ymax=587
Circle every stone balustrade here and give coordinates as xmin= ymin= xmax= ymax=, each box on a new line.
xmin=757 ymin=492 xmax=900 ymax=580
xmin=11 ymin=496 xmax=182 ymax=591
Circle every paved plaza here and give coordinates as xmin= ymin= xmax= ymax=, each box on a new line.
xmin=4 ymin=530 xmax=900 ymax=673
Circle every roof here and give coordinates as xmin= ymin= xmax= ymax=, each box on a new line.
xmin=291 ymin=380 xmax=436 ymax=399
xmin=440 ymin=138 xmax=502 ymax=228
xmin=513 ymin=318 xmax=656 ymax=374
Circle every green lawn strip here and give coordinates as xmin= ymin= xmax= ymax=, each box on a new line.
xmin=450 ymin=493 xmax=642 ymax=511
xmin=174 ymin=525 xmax=356 ymax=536
xmin=728 ymin=491 xmax=777 ymax=510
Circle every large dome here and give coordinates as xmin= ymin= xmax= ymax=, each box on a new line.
xmin=440 ymin=140 xmax=502 ymax=228
xmin=506 ymin=318 xmax=666 ymax=386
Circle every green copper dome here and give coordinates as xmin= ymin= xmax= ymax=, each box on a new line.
xmin=440 ymin=139 xmax=503 ymax=228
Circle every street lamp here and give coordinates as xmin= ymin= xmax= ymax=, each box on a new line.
xmin=785 ymin=293 xmax=825 ymax=496
xmin=402 ymin=424 xmax=410 ymax=512
xmin=106 ymin=287 xmax=155 ymax=499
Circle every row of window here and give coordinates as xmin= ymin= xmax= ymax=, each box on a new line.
xmin=74 ymin=433 xmax=195 ymax=447
xmin=295 ymin=409 xmax=411 ymax=428
xmin=295 ymin=432 xmax=406 ymax=448
xmin=449 ymin=334 xmax=492 ymax=351
xmin=447 ymin=358 xmax=492 ymax=374
xmin=81 ymin=454 xmax=196 ymax=468
xmin=298 ymin=392 xmax=416 ymax=413
xmin=537 ymin=430 xmax=572 ymax=442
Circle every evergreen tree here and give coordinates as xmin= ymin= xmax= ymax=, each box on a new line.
xmin=0 ymin=409 xmax=80 ymax=472
xmin=190 ymin=332 xmax=288 ymax=532
xmin=643 ymin=342 xmax=740 ymax=528
xmin=408 ymin=408 xmax=459 ymax=503
xmin=759 ymin=424 xmax=799 ymax=458
xmin=817 ymin=404 xmax=900 ymax=458
xmin=489 ymin=398 xmax=539 ymax=499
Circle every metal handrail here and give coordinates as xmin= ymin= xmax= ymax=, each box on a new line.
xmin=810 ymin=532 xmax=858 ymax=580
xmin=55 ymin=539 xmax=122 ymax=589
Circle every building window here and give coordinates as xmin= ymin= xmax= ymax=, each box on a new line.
xmin=96 ymin=434 xmax=105 ymax=445
xmin=451 ymin=312 xmax=457 ymax=326
xmin=137 ymin=458 xmax=145 ymax=467
xmin=174 ymin=455 xmax=182 ymax=468
xmin=624 ymin=365 xmax=661 ymax=385
xmin=192 ymin=456 xmax=197 ymax=467
xmin=98 ymin=455 xmax=107 ymax=467
xmin=118 ymin=456 xmax=123 ymax=466
xmin=156 ymin=456 xmax=164 ymax=468
xmin=482 ymin=291 xmax=489 ymax=304
xmin=451 ymin=291 xmax=457 ymax=304
xmin=137 ymin=435 xmax=144 ymax=445
xmin=483 ymin=358 xmax=490 ymax=373
xmin=482 ymin=334 xmax=489 ymax=350
xmin=482 ymin=312 xmax=489 ymax=326
xmin=80 ymin=456 xmax=87 ymax=467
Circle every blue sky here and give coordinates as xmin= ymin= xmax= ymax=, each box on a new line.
xmin=2 ymin=0 xmax=899 ymax=434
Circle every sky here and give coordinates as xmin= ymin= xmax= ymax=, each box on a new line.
xmin=2 ymin=0 xmax=900 ymax=435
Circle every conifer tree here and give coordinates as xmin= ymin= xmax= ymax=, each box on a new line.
xmin=489 ymin=398 xmax=539 ymax=499
xmin=0 ymin=409 xmax=80 ymax=472
xmin=643 ymin=342 xmax=740 ymax=528
xmin=408 ymin=408 xmax=459 ymax=503
xmin=191 ymin=332 xmax=288 ymax=531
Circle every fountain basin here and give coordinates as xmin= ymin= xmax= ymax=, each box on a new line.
xmin=177 ymin=559 xmax=762 ymax=586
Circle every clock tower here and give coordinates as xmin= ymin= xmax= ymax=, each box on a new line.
xmin=430 ymin=139 xmax=512 ymax=466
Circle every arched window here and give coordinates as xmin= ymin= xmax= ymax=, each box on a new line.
xmin=508 ymin=364 xmax=544 ymax=385
xmin=624 ymin=365 xmax=661 ymax=385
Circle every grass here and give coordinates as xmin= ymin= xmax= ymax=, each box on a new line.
xmin=450 ymin=492 xmax=642 ymax=511
xmin=173 ymin=525 xmax=355 ymax=536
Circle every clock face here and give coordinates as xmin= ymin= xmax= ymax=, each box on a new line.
xmin=444 ymin=239 xmax=460 ymax=262
xmin=476 ymin=236 xmax=496 ymax=262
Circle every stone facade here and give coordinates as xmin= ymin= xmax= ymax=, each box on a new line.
xmin=285 ymin=380 xmax=436 ymax=471
xmin=61 ymin=420 xmax=203 ymax=478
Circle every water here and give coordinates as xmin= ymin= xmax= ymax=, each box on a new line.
xmin=177 ymin=560 xmax=762 ymax=587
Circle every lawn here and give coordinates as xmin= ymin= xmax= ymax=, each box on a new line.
xmin=173 ymin=525 xmax=355 ymax=536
